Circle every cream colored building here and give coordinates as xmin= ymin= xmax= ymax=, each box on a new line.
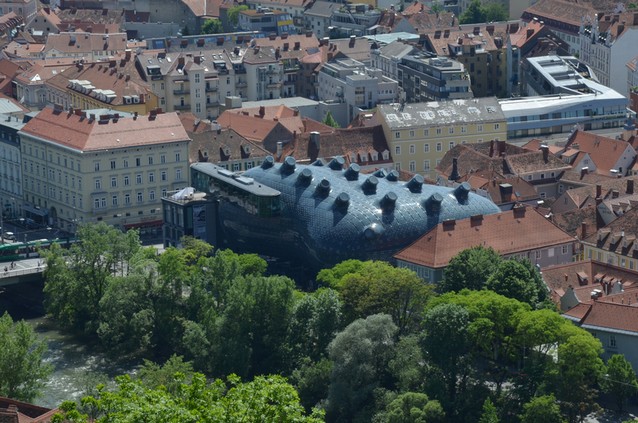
xmin=377 ymin=98 xmax=507 ymax=179
xmin=18 ymin=106 xmax=190 ymax=235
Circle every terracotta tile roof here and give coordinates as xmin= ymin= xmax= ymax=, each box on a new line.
xmin=505 ymin=151 xmax=571 ymax=175
xmin=550 ymin=205 xmax=599 ymax=237
xmin=20 ymin=107 xmax=189 ymax=152
xmin=4 ymin=41 xmax=45 ymax=58
xmin=582 ymin=207 xmax=638 ymax=258
xmin=0 ymin=396 xmax=59 ymax=423
xmin=557 ymin=176 xmax=638 ymax=212
xmin=574 ymin=301 xmax=638 ymax=333
xmin=563 ymin=130 xmax=636 ymax=176
xmin=522 ymin=0 xmax=597 ymax=29
xmin=56 ymin=8 xmax=124 ymax=25
xmin=0 ymin=12 xmax=24 ymax=32
xmin=254 ymin=34 xmax=320 ymax=61
xmin=123 ymin=10 xmax=151 ymax=23
xmin=558 ymin=169 xmax=617 ymax=184
xmin=282 ymin=124 xmax=392 ymax=165
xmin=326 ymin=37 xmax=372 ymax=63
xmin=14 ymin=61 xmax=71 ymax=86
xmin=563 ymin=302 xmax=592 ymax=319
xmin=462 ymin=174 xmax=540 ymax=205
xmin=394 ymin=207 xmax=574 ymax=268
xmin=43 ymin=32 xmax=128 ymax=55
xmin=403 ymin=9 xmax=457 ymax=32
xmin=187 ymin=124 xmax=270 ymax=164
xmin=216 ymin=110 xmax=282 ymax=142
xmin=509 ymin=19 xmax=545 ymax=49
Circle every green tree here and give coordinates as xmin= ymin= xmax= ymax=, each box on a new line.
xmin=327 ymin=314 xmax=398 ymax=423
xmin=484 ymin=2 xmax=508 ymax=22
xmin=485 ymin=259 xmax=542 ymax=306
xmin=0 ymin=312 xmax=52 ymax=401
xmin=439 ymin=246 xmax=501 ymax=293
xmin=430 ymin=1 xmax=443 ymax=14
xmin=389 ymin=335 xmax=425 ymax=392
xmin=227 ymin=5 xmax=249 ymax=26
xmin=201 ymin=18 xmax=223 ymax=34
xmin=554 ymin=333 xmax=605 ymax=422
xmin=43 ymin=223 xmax=141 ymax=334
xmin=478 ymin=398 xmax=499 ymax=423
xmin=601 ymin=354 xmax=638 ymax=411
xmin=520 ymin=395 xmax=565 ymax=423
xmin=323 ymin=111 xmax=340 ymax=128
xmin=374 ymin=392 xmax=445 ymax=423
xmin=291 ymin=357 xmax=333 ymax=412
xmin=316 ymin=259 xmax=365 ymax=289
xmin=459 ymin=0 xmax=486 ymax=24
xmin=329 ymin=260 xmax=434 ymax=333
xmin=421 ymin=303 xmax=473 ymax=418
xmin=61 ymin=373 xmax=323 ymax=422
xmin=136 ymin=355 xmax=194 ymax=395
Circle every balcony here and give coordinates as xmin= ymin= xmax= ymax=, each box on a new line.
xmin=205 ymin=86 xmax=218 ymax=92
xmin=173 ymin=89 xmax=190 ymax=95
xmin=173 ymin=104 xmax=190 ymax=110
xmin=236 ymin=81 xmax=247 ymax=88
xmin=267 ymin=82 xmax=282 ymax=88
xmin=206 ymin=101 xmax=220 ymax=107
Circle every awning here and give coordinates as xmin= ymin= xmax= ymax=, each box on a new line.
xmin=23 ymin=204 xmax=47 ymax=216
xmin=123 ymin=220 xmax=163 ymax=230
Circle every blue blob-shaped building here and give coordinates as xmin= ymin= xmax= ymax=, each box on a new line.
xmin=191 ymin=157 xmax=500 ymax=271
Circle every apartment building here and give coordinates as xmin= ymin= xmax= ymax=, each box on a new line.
xmin=318 ymin=57 xmax=398 ymax=123
xmin=303 ymin=0 xmax=341 ymax=39
xmin=238 ymin=7 xmax=295 ymax=35
xmin=42 ymin=32 xmax=128 ymax=61
xmin=425 ymin=27 xmax=508 ymax=98
xmin=0 ymin=0 xmax=36 ymax=24
xmin=580 ymin=11 xmax=638 ymax=97
xmin=378 ymin=98 xmax=507 ymax=178
xmin=242 ymin=46 xmax=283 ymax=102
xmin=18 ymin=106 xmax=190 ymax=235
xmin=370 ymin=41 xmax=415 ymax=81
xmin=0 ymin=114 xmax=27 ymax=219
xmin=329 ymin=3 xmax=381 ymax=37
xmin=136 ymin=50 xmax=238 ymax=119
xmin=398 ymin=55 xmax=472 ymax=103
xmin=245 ymin=0 xmax=312 ymax=28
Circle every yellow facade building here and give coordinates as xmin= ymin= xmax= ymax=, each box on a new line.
xmin=378 ymin=98 xmax=508 ymax=179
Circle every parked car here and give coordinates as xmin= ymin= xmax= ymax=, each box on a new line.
xmin=4 ymin=232 xmax=16 ymax=241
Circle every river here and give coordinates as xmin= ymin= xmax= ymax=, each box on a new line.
xmin=1 ymin=280 xmax=138 ymax=409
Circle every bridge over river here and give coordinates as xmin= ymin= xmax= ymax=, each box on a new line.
xmin=0 ymin=257 xmax=46 ymax=287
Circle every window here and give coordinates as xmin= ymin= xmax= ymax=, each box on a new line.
xmin=449 ymin=141 xmax=454 ymax=150
xmin=111 ymin=177 xmax=117 ymax=187
xmin=395 ymin=162 xmax=401 ymax=171
xmin=478 ymin=125 xmax=483 ymax=132
xmin=161 ymin=171 xmax=167 ymax=181
xmin=124 ymin=194 xmax=130 ymax=205
xmin=609 ymin=335 xmax=617 ymax=348
xmin=409 ymin=144 xmax=415 ymax=154
xmin=136 ymin=158 xmax=141 ymax=167
xmin=395 ymin=146 xmax=401 ymax=155
xmin=409 ymin=161 xmax=416 ymax=172
xmin=436 ymin=128 xmax=442 ymax=135
xmin=562 ymin=245 xmax=568 ymax=254
xmin=436 ymin=142 xmax=442 ymax=152
xmin=112 ymin=195 xmax=118 ymax=206
xmin=110 ymin=160 xmax=116 ymax=169
xmin=94 ymin=162 xmax=100 ymax=171
xmin=448 ymin=127 xmax=454 ymax=134
xmin=176 ymin=169 xmax=182 ymax=180
xmin=149 ymin=190 xmax=155 ymax=201
xmin=494 ymin=123 xmax=500 ymax=130
xmin=160 ymin=154 xmax=166 ymax=164
xmin=423 ymin=160 xmax=430 ymax=171
xmin=461 ymin=126 xmax=467 ymax=133
xmin=149 ymin=172 xmax=155 ymax=183
xmin=95 ymin=179 xmax=101 ymax=190
xmin=233 ymin=163 xmax=241 ymax=171
xmin=101 ymin=198 xmax=107 ymax=208
xmin=395 ymin=131 xmax=401 ymax=139
xmin=535 ymin=250 xmax=541 ymax=259
xmin=137 ymin=192 xmax=143 ymax=203
xmin=123 ymin=159 xmax=129 ymax=168
xmin=409 ymin=130 xmax=415 ymax=137
xmin=423 ymin=129 xmax=429 ymax=137
xmin=148 ymin=156 xmax=154 ymax=165
xmin=94 ymin=198 xmax=100 ymax=209
xmin=194 ymin=73 xmax=200 ymax=83
xmin=136 ymin=174 xmax=142 ymax=184
xmin=124 ymin=176 xmax=130 ymax=186
xmin=424 ymin=143 xmax=430 ymax=153
xmin=175 ymin=153 xmax=181 ymax=162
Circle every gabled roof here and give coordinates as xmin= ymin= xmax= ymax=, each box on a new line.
xmin=522 ymin=0 xmax=597 ymax=29
xmin=563 ymin=130 xmax=636 ymax=175
xmin=505 ymin=151 xmax=571 ymax=175
xmin=20 ymin=107 xmax=189 ymax=152
xmin=282 ymin=124 xmax=391 ymax=164
xmin=394 ymin=207 xmax=574 ymax=268
xmin=216 ymin=110 xmax=284 ymax=142
xmin=568 ymin=301 xmax=638 ymax=333
xmin=0 ymin=396 xmax=59 ymax=423
xmin=582 ymin=207 xmax=638 ymax=257
xmin=464 ymin=174 xmax=540 ymax=205
xmin=43 ymin=32 xmax=128 ymax=55
xmin=254 ymin=34 xmax=320 ymax=61
xmin=550 ymin=204 xmax=599 ymax=237
xmin=186 ymin=121 xmax=271 ymax=165
xmin=305 ymin=1 xmax=342 ymax=18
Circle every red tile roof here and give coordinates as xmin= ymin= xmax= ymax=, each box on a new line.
xmin=394 ymin=207 xmax=574 ymax=268
xmin=572 ymin=301 xmax=638 ymax=333
xmin=21 ymin=107 xmax=189 ymax=152
xmin=563 ymin=130 xmax=636 ymax=176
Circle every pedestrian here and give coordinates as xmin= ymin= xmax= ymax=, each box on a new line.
xmin=4 ymin=266 xmax=7 ymax=272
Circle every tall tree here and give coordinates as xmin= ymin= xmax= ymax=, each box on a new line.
xmin=459 ymin=0 xmax=486 ymax=24
xmin=323 ymin=111 xmax=340 ymax=128
xmin=201 ymin=18 xmax=223 ymax=34
xmin=600 ymin=354 xmax=638 ymax=411
xmin=227 ymin=5 xmax=248 ymax=26
xmin=485 ymin=259 xmax=542 ymax=306
xmin=374 ymin=392 xmax=445 ymax=423
xmin=439 ymin=246 xmax=501 ymax=293
xmin=520 ymin=395 xmax=565 ymax=423
xmin=327 ymin=314 xmax=398 ymax=422
xmin=0 ymin=312 xmax=52 ymax=401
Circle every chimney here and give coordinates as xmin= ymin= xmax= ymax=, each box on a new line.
xmin=310 ymin=131 xmax=320 ymax=149
xmin=294 ymin=41 xmax=301 ymax=50
xmin=489 ymin=139 xmax=494 ymax=157
xmin=133 ymin=111 xmax=138 ymax=120
xmin=178 ymin=56 xmax=185 ymax=67
xmin=125 ymin=49 xmax=131 ymax=61
xmin=496 ymin=139 xmax=506 ymax=156
xmin=276 ymin=141 xmax=283 ymax=158
xmin=259 ymin=106 xmax=265 ymax=118
xmin=628 ymin=179 xmax=634 ymax=195
xmin=580 ymin=167 xmax=589 ymax=178
xmin=448 ymin=157 xmax=460 ymax=181
xmin=596 ymin=184 xmax=602 ymax=199
xmin=581 ymin=222 xmax=587 ymax=239
xmin=513 ymin=205 xmax=526 ymax=218
xmin=349 ymin=35 xmax=355 ymax=47
xmin=612 ymin=189 xmax=619 ymax=199
xmin=540 ymin=144 xmax=549 ymax=162
xmin=125 ymin=74 xmax=130 ymax=81
xmin=194 ymin=55 xmax=201 ymax=64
